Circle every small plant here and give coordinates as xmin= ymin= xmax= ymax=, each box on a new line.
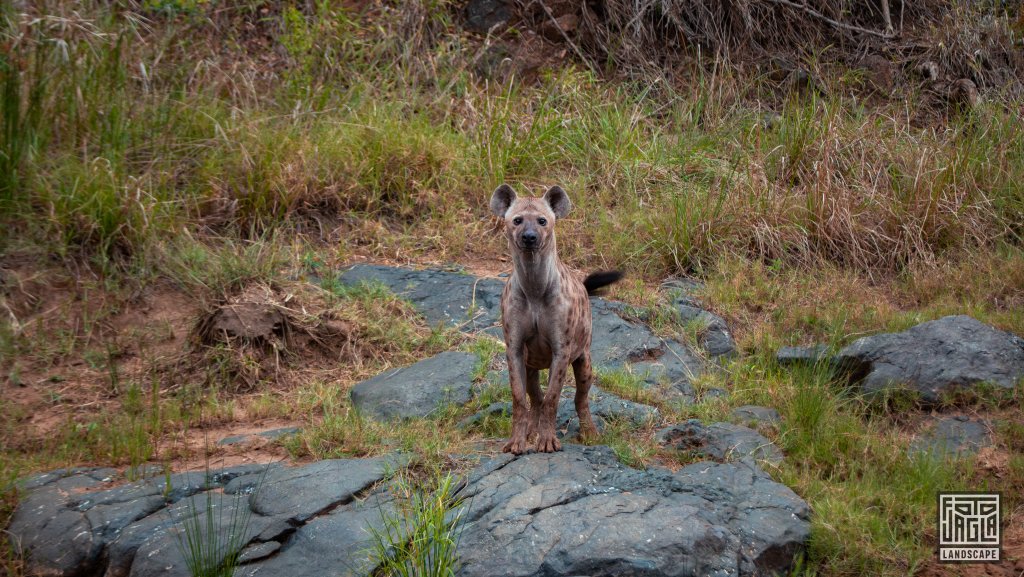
xmin=368 ymin=472 xmax=468 ymax=577
xmin=172 ymin=464 xmax=268 ymax=577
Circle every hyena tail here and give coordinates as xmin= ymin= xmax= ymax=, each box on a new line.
xmin=583 ymin=270 xmax=624 ymax=296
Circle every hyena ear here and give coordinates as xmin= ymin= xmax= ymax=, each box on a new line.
xmin=489 ymin=184 xmax=517 ymax=218
xmin=542 ymin=185 xmax=571 ymax=219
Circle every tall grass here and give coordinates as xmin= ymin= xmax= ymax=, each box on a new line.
xmin=368 ymin=473 xmax=467 ymax=577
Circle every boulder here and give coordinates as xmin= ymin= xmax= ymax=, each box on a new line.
xmin=350 ymin=351 xmax=478 ymax=420
xmin=835 ymin=315 xmax=1024 ymax=402
xmin=657 ymin=419 xmax=784 ymax=466
xmin=453 ymin=445 xmax=810 ymax=577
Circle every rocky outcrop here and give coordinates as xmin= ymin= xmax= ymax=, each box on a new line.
xmin=454 ymin=445 xmax=809 ymax=577
xmin=350 ymin=351 xmax=479 ymax=420
xmin=10 ymin=446 xmax=811 ymax=577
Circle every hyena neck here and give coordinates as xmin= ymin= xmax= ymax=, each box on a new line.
xmin=511 ymin=241 xmax=560 ymax=302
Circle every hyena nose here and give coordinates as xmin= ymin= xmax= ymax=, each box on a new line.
xmin=522 ymin=230 xmax=538 ymax=247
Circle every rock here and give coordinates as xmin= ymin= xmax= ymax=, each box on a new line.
xmin=702 ymin=387 xmax=729 ymax=401
xmin=835 ymin=315 xmax=1024 ymax=403
xmin=673 ymin=302 xmax=737 ymax=358
xmin=453 ymin=445 xmax=810 ymax=576
xmin=237 ymin=540 xmax=280 ymax=563
xmin=590 ymin=300 xmax=706 ymax=400
xmin=732 ymin=405 xmax=782 ymax=427
xmin=776 ymin=344 xmax=831 ymax=367
xmin=234 ymin=497 xmax=396 ymax=577
xmin=338 ymin=265 xmax=713 ymax=400
xmin=240 ymin=455 xmax=404 ymax=521
xmin=465 ymin=0 xmax=511 ymax=34
xmin=909 ymin=416 xmax=992 ymax=458
xmin=350 ymin=351 xmax=478 ymax=420
xmin=8 ymin=458 xmax=402 ymax=577
xmin=458 ymin=385 xmax=659 ymax=439
xmin=540 ymin=13 xmax=578 ymax=41
xmin=657 ymin=420 xmax=784 ymax=466
xmin=12 ymin=445 xmax=810 ymax=577
xmin=338 ymin=264 xmax=505 ymax=336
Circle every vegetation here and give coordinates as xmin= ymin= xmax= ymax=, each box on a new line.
xmin=1 ymin=1 xmax=1022 ymax=576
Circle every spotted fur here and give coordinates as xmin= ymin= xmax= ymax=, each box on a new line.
xmin=489 ymin=184 xmax=622 ymax=454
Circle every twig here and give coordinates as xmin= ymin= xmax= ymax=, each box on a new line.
xmin=535 ymin=0 xmax=596 ymax=71
xmin=762 ymin=0 xmax=898 ymax=39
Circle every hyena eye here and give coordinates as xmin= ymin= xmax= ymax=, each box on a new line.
xmin=513 ymin=217 xmax=523 ymax=225
xmin=537 ymin=217 xmax=547 ymax=226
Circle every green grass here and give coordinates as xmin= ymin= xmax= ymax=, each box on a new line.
xmin=368 ymin=472 xmax=467 ymax=577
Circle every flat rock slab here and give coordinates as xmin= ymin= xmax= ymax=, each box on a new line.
xmin=909 ymin=416 xmax=992 ymax=458
xmin=457 ymin=385 xmax=660 ymax=438
xmin=453 ymin=445 xmax=810 ymax=577
xmin=338 ymin=264 xmax=505 ymax=336
xmin=731 ymin=405 xmax=782 ymax=427
xmin=339 ymin=265 xmax=712 ymax=401
xmin=350 ymin=351 xmax=478 ymax=420
xmin=10 ymin=448 xmax=809 ymax=577
xmin=8 ymin=457 xmax=404 ymax=577
xmin=657 ymin=420 xmax=784 ymax=466
xmin=835 ymin=315 xmax=1024 ymax=402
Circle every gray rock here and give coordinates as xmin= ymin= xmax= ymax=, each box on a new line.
xmin=657 ymin=420 xmax=784 ymax=466
xmin=464 ymin=0 xmax=511 ymax=34
xmin=776 ymin=344 xmax=832 ymax=367
xmin=236 ymin=540 xmax=280 ymax=564
xmin=732 ymin=405 xmax=782 ymax=427
xmin=835 ymin=315 xmax=1024 ymax=402
xmin=590 ymin=301 xmax=706 ymax=400
xmin=350 ymin=351 xmax=478 ymax=420
xmin=702 ymin=387 xmax=729 ymax=401
xmin=8 ymin=465 xmax=267 ymax=577
xmin=674 ymin=302 xmax=737 ymax=358
xmin=246 ymin=456 xmax=402 ymax=521
xmin=8 ymin=457 xmax=402 ymax=577
xmin=235 ymin=497 xmax=396 ymax=577
xmin=338 ymin=264 xmax=505 ymax=336
xmin=909 ymin=416 xmax=992 ymax=458
xmin=11 ymin=444 xmax=809 ymax=577
xmin=453 ymin=445 xmax=810 ymax=577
